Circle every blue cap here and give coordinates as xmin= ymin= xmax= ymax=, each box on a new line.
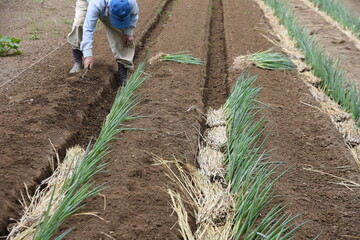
xmin=109 ymin=0 xmax=131 ymax=29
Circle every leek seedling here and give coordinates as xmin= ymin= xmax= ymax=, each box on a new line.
xmin=240 ymin=49 xmax=296 ymax=70
xmin=160 ymin=51 xmax=204 ymax=65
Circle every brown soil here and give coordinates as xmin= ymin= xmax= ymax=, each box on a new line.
xmin=1 ymin=0 xmax=360 ymax=239
xmin=0 ymin=0 xmax=73 ymax=84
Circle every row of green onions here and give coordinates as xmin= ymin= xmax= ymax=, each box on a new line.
xmin=262 ymin=0 xmax=360 ymax=126
xmin=225 ymin=72 xmax=304 ymax=239
xmin=33 ymin=62 xmax=149 ymax=239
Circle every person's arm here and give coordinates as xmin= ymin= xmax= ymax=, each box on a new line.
xmin=124 ymin=0 xmax=139 ymax=36
xmin=81 ymin=1 xmax=104 ymax=58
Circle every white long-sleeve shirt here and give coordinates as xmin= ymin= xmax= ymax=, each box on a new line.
xmin=81 ymin=0 xmax=139 ymax=58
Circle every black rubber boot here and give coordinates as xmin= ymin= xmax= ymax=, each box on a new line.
xmin=69 ymin=49 xmax=83 ymax=73
xmin=118 ymin=63 xmax=128 ymax=87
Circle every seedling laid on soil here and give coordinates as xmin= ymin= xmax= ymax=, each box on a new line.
xmin=238 ymin=48 xmax=296 ymax=70
xmin=160 ymin=51 xmax=204 ymax=65
xmin=0 ymin=35 xmax=22 ymax=56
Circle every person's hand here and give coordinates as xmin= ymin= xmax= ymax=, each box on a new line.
xmin=123 ymin=35 xmax=134 ymax=47
xmin=84 ymin=56 xmax=94 ymax=70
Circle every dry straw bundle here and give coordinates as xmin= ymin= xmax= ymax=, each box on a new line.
xmin=154 ymin=102 xmax=234 ymax=239
xmin=7 ymin=146 xmax=85 ymax=240
xmin=154 ymin=156 xmax=234 ymax=240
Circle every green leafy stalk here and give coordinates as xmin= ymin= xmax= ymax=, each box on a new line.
xmin=33 ymin=61 xmax=149 ymax=240
xmin=0 ymin=35 xmax=22 ymax=56
xmin=242 ymin=48 xmax=296 ymax=70
xmin=160 ymin=51 xmax=204 ymax=65
xmin=225 ymin=72 xmax=301 ymax=239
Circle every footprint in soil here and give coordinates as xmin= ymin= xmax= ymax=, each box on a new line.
xmin=128 ymin=169 xmax=143 ymax=178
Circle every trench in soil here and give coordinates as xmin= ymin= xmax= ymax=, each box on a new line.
xmin=204 ymin=0 xmax=229 ymax=110
xmin=1 ymin=0 xmax=176 ymax=236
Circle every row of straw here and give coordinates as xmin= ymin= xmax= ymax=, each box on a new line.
xmin=7 ymin=62 xmax=149 ymax=240
xmin=261 ymin=0 xmax=360 ymax=127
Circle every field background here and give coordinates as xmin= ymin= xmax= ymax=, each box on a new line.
xmin=1 ymin=0 xmax=360 ymax=239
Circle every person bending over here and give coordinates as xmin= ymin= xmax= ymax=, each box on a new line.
xmin=67 ymin=0 xmax=138 ymax=86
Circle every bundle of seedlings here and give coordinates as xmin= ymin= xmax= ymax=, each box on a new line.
xmin=7 ymin=61 xmax=149 ymax=240
xmin=148 ymin=51 xmax=203 ymax=65
xmin=261 ymin=0 xmax=360 ymax=128
xmin=233 ymin=48 xmax=296 ymax=70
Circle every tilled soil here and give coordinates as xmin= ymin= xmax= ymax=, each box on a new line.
xmin=1 ymin=0 xmax=360 ymax=239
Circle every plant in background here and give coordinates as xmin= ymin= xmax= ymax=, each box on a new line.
xmin=31 ymin=20 xmax=41 ymax=40
xmin=309 ymin=0 xmax=360 ymax=38
xmin=262 ymin=0 xmax=360 ymax=127
xmin=0 ymin=35 xmax=22 ymax=56
xmin=237 ymin=49 xmax=296 ymax=70
xmin=61 ymin=17 xmax=74 ymax=25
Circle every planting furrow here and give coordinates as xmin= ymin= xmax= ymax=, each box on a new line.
xmin=204 ymin=0 xmax=229 ymax=109
xmin=223 ymin=0 xmax=360 ymax=238
xmin=0 ymin=0 xmax=174 ymax=235
xmin=54 ymin=0 xmax=212 ymax=238
xmin=288 ymin=0 xmax=360 ymax=83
